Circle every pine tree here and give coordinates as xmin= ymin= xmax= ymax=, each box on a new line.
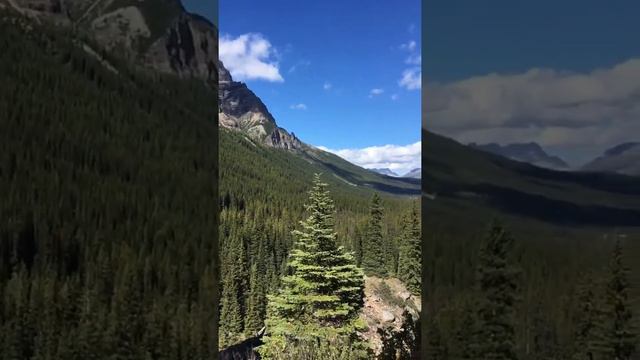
xmin=245 ymin=262 xmax=266 ymax=335
xmin=601 ymin=240 xmax=637 ymax=360
xmin=362 ymin=193 xmax=386 ymax=277
xmin=571 ymin=272 xmax=602 ymax=360
xmin=474 ymin=220 xmax=519 ymax=360
xmin=398 ymin=203 xmax=421 ymax=295
xmin=259 ymin=174 xmax=366 ymax=359
xmin=219 ymin=234 xmax=247 ymax=346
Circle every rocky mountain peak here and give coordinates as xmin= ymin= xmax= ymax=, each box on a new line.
xmin=217 ymin=60 xmax=303 ymax=150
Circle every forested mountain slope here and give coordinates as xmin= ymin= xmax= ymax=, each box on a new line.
xmin=423 ymin=130 xmax=640 ymax=227
xmin=0 ymin=12 xmax=219 ymax=359
xmin=422 ymin=129 xmax=640 ymax=359
xmin=218 ymin=124 xmax=421 ymax=352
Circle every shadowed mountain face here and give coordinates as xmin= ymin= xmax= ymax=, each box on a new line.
xmin=582 ymin=142 xmax=640 ymax=176
xmin=469 ymin=142 xmax=569 ymax=170
xmin=424 ymin=130 xmax=640 ymax=227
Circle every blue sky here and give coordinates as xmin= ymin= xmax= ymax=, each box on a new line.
xmin=217 ymin=0 xmax=421 ymax=175
xmin=424 ymin=0 xmax=640 ymax=166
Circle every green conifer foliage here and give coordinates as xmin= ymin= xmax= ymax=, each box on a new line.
xmin=259 ymin=174 xmax=367 ymax=359
xmin=474 ymin=220 xmax=519 ymax=360
xmin=362 ymin=193 xmax=387 ymax=277
xmin=571 ymin=273 xmax=602 ymax=360
xmin=398 ymin=203 xmax=421 ymax=295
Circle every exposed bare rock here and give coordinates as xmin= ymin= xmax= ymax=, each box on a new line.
xmin=144 ymin=12 xmax=217 ymax=81
xmin=90 ymin=6 xmax=150 ymax=60
xmin=381 ymin=310 xmax=395 ymax=323
xmin=360 ymin=276 xmax=421 ymax=355
xmin=218 ymin=60 xmax=303 ymax=150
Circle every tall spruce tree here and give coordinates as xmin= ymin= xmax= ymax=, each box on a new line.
xmin=474 ymin=220 xmax=519 ymax=360
xmin=219 ymin=235 xmax=247 ymax=346
xmin=245 ymin=262 xmax=266 ymax=335
xmin=571 ymin=272 xmax=602 ymax=360
xmin=259 ymin=174 xmax=366 ymax=359
xmin=602 ymin=240 xmax=637 ymax=360
xmin=362 ymin=193 xmax=387 ymax=277
xmin=398 ymin=203 xmax=421 ymax=295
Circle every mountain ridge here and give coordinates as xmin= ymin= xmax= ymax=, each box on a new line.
xmin=469 ymin=141 xmax=569 ymax=170
xmin=582 ymin=142 xmax=640 ymax=176
xmin=425 ymin=129 xmax=640 ymax=227
xmin=370 ymin=168 xmax=399 ymax=177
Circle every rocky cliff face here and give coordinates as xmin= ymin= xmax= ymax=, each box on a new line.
xmin=8 ymin=0 xmax=217 ymax=82
xmin=218 ymin=59 xmax=303 ymax=150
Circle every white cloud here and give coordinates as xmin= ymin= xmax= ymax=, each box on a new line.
xmin=400 ymin=40 xmax=417 ymax=52
xmin=323 ymin=82 xmax=332 ymax=90
xmin=425 ymin=58 xmax=640 ymax=150
xmin=399 ymin=68 xmax=421 ymax=90
xmin=290 ymin=103 xmax=307 ymax=110
xmin=408 ymin=23 xmax=416 ymax=34
xmin=398 ymin=40 xmax=421 ymax=90
xmin=391 ymin=94 xmax=399 ymax=101
xmin=219 ymin=33 xmax=284 ymax=82
xmin=318 ymin=142 xmax=421 ymax=176
xmin=406 ymin=54 xmax=421 ymax=65
xmin=369 ymin=88 xmax=384 ymax=98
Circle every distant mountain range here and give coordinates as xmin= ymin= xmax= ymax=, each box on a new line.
xmin=424 ymin=130 xmax=640 ymax=227
xmin=469 ymin=142 xmax=569 ymax=170
xmin=468 ymin=140 xmax=640 ymax=177
xmin=370 ymin=168 xmax=399 ymax=177
xmin=582 ymin=142 xmax=640 ymax=176
xmin=369 ymin=167 xmax=421 ymax=179
xmin=403 ymin=168 xmax=421 ymax=179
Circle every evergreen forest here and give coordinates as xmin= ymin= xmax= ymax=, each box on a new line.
xmin=0 ymin=13 xmax=220 ymax=359
xmin=218 ymin=129 xmax=422 ymax=358
xmin=422 ymin=129 xmax=640 ymax=359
